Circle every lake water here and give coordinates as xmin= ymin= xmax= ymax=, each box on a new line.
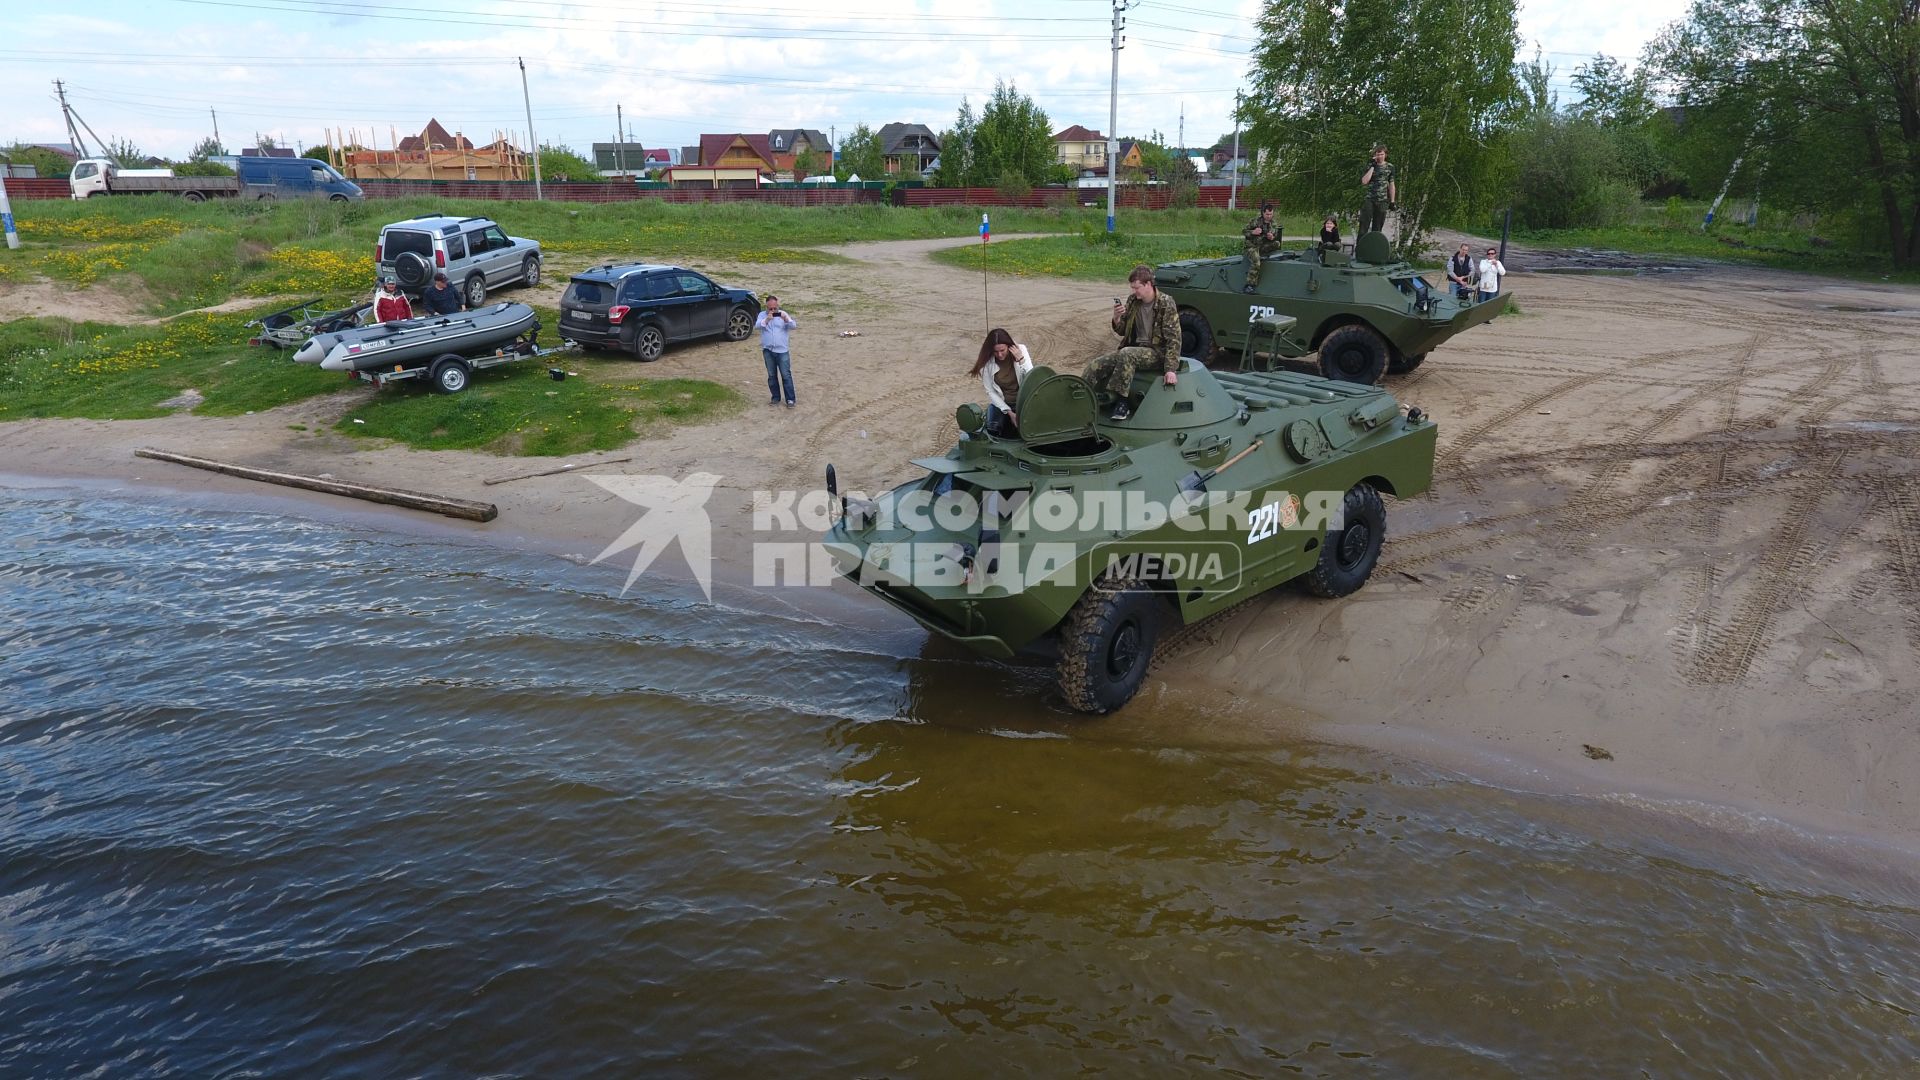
xmin=3 ymin=487 xmax=1917 ymax=1076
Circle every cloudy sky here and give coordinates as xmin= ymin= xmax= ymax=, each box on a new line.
xmin=4 ymin=0 xmax=1682 ymax=162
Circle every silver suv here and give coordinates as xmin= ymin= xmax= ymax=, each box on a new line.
xmin=375 ymin=215 xmax=542 ymax=307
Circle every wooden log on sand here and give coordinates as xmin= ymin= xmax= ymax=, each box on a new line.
xmin=134 ymin=448 xmax=498 ymax=523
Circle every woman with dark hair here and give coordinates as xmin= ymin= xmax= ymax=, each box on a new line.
xmin=1318 ymin=217 xmax=1342 ymax=250
xmin=970 ymin=328 xmax=1033 ymax=437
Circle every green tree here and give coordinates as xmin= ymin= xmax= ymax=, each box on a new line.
xmin=1243 ymin=0 xmax=1524 ymax=256
xmin=537 ymin=143 xmax=604 ymax=182
xmin=794 ymin=145 xmax=821 ymax=180
xmin=188 ymin=136 xmax=226 ymax=162
xmin=836 ymin=124 xmax=885 ymax=180
xmin=931 ymin=98 xmax=979 ymax=187
xmin=971 ymin=80 xmax=1055 ymax=190
xmin=104 ymin=137 xmax=148 ymax=169
xmin=1 ymin=144 xmax=77 ymax=178
xmin=1650 ymin=0 xmax=1920 ymax=265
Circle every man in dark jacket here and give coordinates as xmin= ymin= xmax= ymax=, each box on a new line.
xmin=420 ymin=272 xmax=465 ymax=316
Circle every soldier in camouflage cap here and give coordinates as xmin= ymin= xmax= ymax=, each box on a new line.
xmin=1241 ymin=202 xmax=1283 ymax=293
xmin=1360 ymin=144 xmax=1396 ymax=234
xmin=1083 ymin=264 xmax=1182 ymax=422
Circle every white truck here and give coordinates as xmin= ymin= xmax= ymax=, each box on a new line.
xmin=69 ymin=157 xmax=363 ymax=202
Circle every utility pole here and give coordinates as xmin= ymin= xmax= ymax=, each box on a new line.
xmin=518 ymin=56 xmax=543 ymax=199
xmin=1229 ymin=90 xmax=1241 ymax=212
xmin=615 ymin=103 xmax=625 ymax=176
xmin=1107 ymin=0 xmax=1130 ymax=233
xmin=1178 ymin=102 xmax=1184 ymax=159
xmin=210 ymin=107 xmax=222 ymax=151
xmin=55 ymin=80 xmax=90 ymax=158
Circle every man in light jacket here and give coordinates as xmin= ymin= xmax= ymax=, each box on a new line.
xmin=754 ymin=295 xmax=797 ymax=408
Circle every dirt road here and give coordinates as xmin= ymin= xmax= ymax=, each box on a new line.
xmin=4 ymin=236 xmax=1918 ymax=841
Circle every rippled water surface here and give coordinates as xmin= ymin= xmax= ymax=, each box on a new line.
xmin=3 ymin=488 xmax=1918 ymax=1076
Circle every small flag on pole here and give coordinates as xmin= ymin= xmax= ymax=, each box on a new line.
xmin=980 ymin=212 xmax=990 ymax=244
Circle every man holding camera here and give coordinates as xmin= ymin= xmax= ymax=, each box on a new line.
xmin=1359 ymin=144 xmax=1397 ymax=235
xmin=1083 ymin=264 xmax=1180 ymax=423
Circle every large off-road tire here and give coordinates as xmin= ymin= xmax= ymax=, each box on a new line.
xmin=1386 ymin=350 xmax=1428 ymax=375
xmin=463 ymin=273 xmax=488 ymax=308
xmin=1178 ymin=308 xmax=1216 ymax=363
xmin=521 ymin=254 xmax=541 ymax=288
xmin=1300 ymin=483 xmax=1385 ymax=598
xmin=633 ymin=323 xmax=666 ymax=362
xmin=394 ymin=251 xmax=433 ymax=290
xmin=1317 ymin=323 xmax=1390 ymax=384
xmin=725 ymin=306 xmax=755 ymax=341
xmin=1056 ymin=579 xmax=1163 ymax=714
xmin=429 ymin=355 xmax=471 ymax=394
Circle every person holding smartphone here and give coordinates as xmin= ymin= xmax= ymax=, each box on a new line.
xmin=1082 ymin=264 xmax=1180 ymax=422
xmin=754 ymin=294 xmax=798 ymax=408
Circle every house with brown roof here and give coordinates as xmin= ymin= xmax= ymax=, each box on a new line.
xmin=1053 ymin=125 xmax=1108 ymax=172
xmin=662 ymin=133 xmax=776 ymax=187
xmin=767 ymin=129 xmax=833 ymax=178
xmin=878 ymin=123 xmax=939 ymax=175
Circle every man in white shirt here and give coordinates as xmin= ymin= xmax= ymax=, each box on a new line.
xmin=1475 ymin=247 xmax=1506 ymax=304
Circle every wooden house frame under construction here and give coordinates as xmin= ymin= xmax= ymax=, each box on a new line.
xmin=328 ymin=119 xmax=530 ymax=182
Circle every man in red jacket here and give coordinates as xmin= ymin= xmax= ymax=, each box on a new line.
xmin=373 ymin=277 xmax=414 ymax=323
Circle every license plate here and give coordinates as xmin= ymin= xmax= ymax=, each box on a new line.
xmin=570 ymin=310 xmax=592 ymax=320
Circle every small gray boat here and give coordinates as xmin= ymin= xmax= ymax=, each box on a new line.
xmin=293 ymin=302 xmax=540 ymax=372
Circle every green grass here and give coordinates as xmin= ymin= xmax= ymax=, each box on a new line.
xmin=0 ymin=301 xmax=743 ymax=456
xmin=0 ymin=197 xmax=1254 ymax=313
xmin=928 ymin=215 xmax=1323 ymax=280
xmin=337 ymin=365 xmax=745 ymax=456
xmin=0 ymin=310 xmax=341 ymax=420
xmin=1504 ymin=199 xmax=1920 ymax=284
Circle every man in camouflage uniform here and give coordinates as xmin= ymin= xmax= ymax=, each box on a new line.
xmin=1359 ymin=144 xmax=1397 ymax=234
xmin=1083 ymin=264 xmax=1181 ymax=422
xmin=1241 ymin=202 xmax=1283 ymax=293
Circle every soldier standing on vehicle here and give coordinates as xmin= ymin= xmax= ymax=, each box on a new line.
xmin=1241 ymin=202 xmax=1283 ymax=293
xmin=1359 ymin=144 xmax=1396 ymax=235
xmin=1083 ymin=264 xmax=1180 ymax=422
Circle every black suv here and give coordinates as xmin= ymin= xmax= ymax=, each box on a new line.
xmin=559 ymin=263 xmax=760 ymax=360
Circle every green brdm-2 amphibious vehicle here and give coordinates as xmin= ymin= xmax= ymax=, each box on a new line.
xmin=1162 ymin=232 xmax=1509 ymax=384
xmin=824 ymin=337 xmax=1438 ymax=713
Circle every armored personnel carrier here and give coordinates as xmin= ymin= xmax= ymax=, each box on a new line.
xmin=1159 ymin=232 xmax=1509 ymax=384
xmin=823 ymin=344 xmax=1436 ymax=713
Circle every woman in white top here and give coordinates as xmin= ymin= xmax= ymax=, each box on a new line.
xmin=972 ymin=327 xmax=1033 ymax=437
xmin=1475 ymin=246 xmax=1506 ymax=304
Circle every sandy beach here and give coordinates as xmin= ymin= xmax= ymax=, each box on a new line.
xmin=5 ymin=233 xmax=1917 ymax=846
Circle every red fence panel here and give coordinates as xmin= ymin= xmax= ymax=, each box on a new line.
xmin=4 ymin=179 xmax=77 ymax=200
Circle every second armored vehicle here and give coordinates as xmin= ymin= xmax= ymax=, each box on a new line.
xmin=1159 ymin=232 xmax=1508 ymax=384
xmin=824 ymin=342 xmax=1437 ymax=713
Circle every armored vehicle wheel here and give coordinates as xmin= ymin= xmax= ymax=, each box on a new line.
xmin=521 ymin=255 xmax=542 ymax=288
xmin=634 ymin=324 xmax=666 ymax=362
xmin=429 ymin=355 xmax=471 ymax=394
xmin=1318 ymin=324 xmax=1390 ymax=384
xmin=464 ymin=273 xmax=489 ymax=308
xmin=1301 ymin=484 xmax=1385 ymax=598
xmin=1386 ymin=350 xmax=1427 ymax=375
xmin=1057 ymin=579 xmax=1163 ymax=714
xmin=725 ymin=306 xmax=755 ymax=341
xmin=1179 ymin=308 xmax=1216 ymax=362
